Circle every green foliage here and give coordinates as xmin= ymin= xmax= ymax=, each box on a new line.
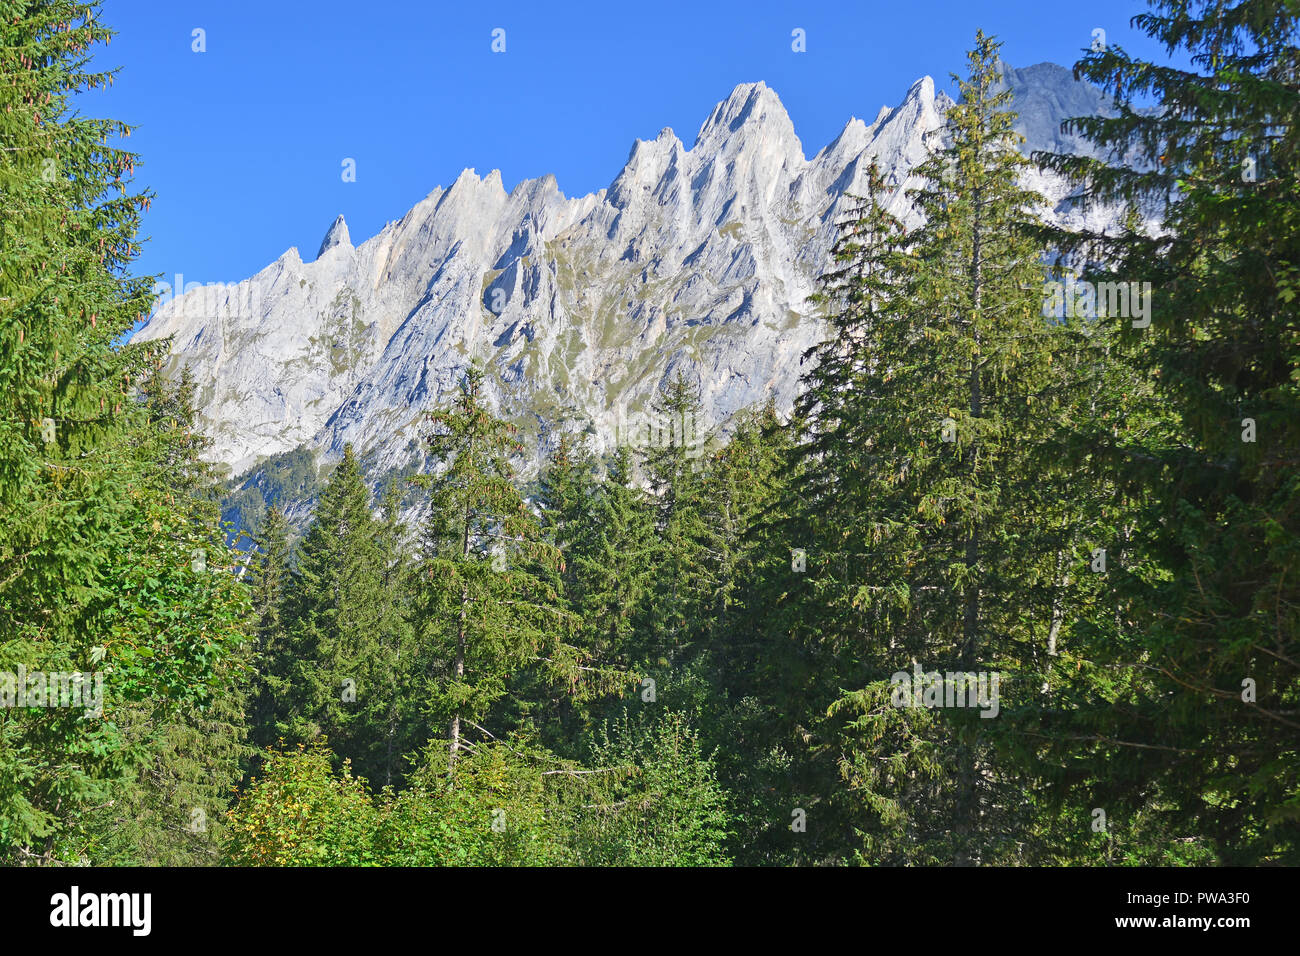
xmin=409 ymin=365 xmax=579 ymax=775
xmin=570 ymin=710 xmax=732 ymax=866
xmin=220 ymin=444 xmax=321 ymax=542
xmin=772 ymin=33 xmax=1074 ymax=864
xmin=269 ymin=445 xmax=415 ymax=788
xmin=225 ymin=717 xmax=732 ymax=867
xmin=1027 ymin=0 xmax=1300 ymax=864
xmin=542 ymin=437 xmax=653 ymax=673
xmin=247 ymin=503 xmax=293 ymax=752
xmin=638 ymin=373 xmax=716 ymax=663
xmin=224 ymin=743 xmax=379 ymax=866
xmin=13 ymin=0 xmax=1300 ymax=870
xmin=376 ymin=736 xmax=572 ymax=866
xmin=0 ymin=3 xmax=250 ymax=861
xmin=72 ymin=369 xmax=253 ymax=865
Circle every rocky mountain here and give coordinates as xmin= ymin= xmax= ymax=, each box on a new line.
xmin=133 ymin=61 xmax=1124 ymax=524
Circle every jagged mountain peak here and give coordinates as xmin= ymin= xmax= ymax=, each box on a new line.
xmin=692 ymin=80 xmax=799 ymax=151
xmin=446 ymin=166 xmax=506 ymax=193
xmin=623 ymin=125 xmax=686 ymax=162
xmin=509 ymin=171 xmax=563 ymax=200
xmin=884 ymin=75 xmax=947 ymax=127
xmin=316 ymin=215 xmax=351 ymax=259
xmin=904 ymin=74 xmax=936 ymax=101
xmin=815 ymin=115 xmax=871 ymax=164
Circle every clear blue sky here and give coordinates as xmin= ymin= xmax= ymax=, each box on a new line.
xmin=87 ymin=0 xmax=1168 ymax=290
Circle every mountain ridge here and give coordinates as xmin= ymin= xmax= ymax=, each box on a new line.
xmin=134 ymin=62 xmax=1126 ymax=526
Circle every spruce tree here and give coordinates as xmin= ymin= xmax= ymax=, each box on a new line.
xmin=638 ymin=372 xmax=714 ymax=666
xmin=370 ymin=481 xmax=416 ymax=789
xmin=572 ymin=445 xmax=657 ymax=666
xmin=73 ymin=363 xmax=253 ymax=864
xmin=247 ymin=503 xmax=292 ymax=752
xmin=410 ymin=366 xmax=570 ymax=775
xmin=792 ymin=34 xmax=1067 ymax=863
xmin=1033 ymin=0 xmax=1300 ymax=862
xmin=537 ymin=433 xmax=599 ymax=595
xmin=277 ymin=444 xmax=410 ymax=786
xmin=0 ymin=2 xmax=249 ymax=861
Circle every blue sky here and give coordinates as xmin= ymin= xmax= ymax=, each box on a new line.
xmin=87 ymin=0 xmax=1168 ymax=292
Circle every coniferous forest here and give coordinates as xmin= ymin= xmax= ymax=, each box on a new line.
xmin=1 ymin=0 xmax=1298 ymax=871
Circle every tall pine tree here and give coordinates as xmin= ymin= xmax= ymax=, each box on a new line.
xmin=1033 ymin=0 xmax=1300 ymax=863
xmin=411 ymin=366 xmax=572 ymax=776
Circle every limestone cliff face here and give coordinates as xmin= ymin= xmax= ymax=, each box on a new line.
xmin=134 ymin=62 xmax=1124 ymax=507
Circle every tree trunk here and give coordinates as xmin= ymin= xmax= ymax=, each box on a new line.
xmin=448 ymin=616 xmax=465 ymax=775
xmin=448 ymin=478 xmax=473 ymax=777
xmin=1043 ymin=549 xmax=1066 ymax=695
xmin=956 ymin=177 xmax=983 ymax=868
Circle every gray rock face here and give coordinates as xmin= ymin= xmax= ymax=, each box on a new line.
xmin=133 ymin=63 xmax=1128 ymax=499
xmin=317 ymin=215 xmax=351 ymax=259
xmin=997 ymin=61 xmax=1114 ymax=156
